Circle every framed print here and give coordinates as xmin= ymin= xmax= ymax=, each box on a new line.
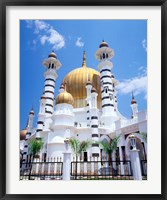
xmin=0 ymin=0 xmax=167 ymax=199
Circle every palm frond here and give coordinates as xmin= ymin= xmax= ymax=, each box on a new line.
xmin=69 ymin=138 xmax=92 ymax=156
xmin=69 ymin=137 xmax=80 ymax=156
xmin=28 ymin=138 xmax=43 ymax=157
xmin=110 ymin=135 xmax=121 ymax=153
xmin=99 ymin=141 xmax=112 ymax=154
xmin=137 ymin=132 xmax=147 ymax=143
xmin=79 ymin=140 xmax=92 ymax=154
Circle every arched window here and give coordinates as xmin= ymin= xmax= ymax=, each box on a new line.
xmin=52 ymin=63 xmax=54 ymax=68
xmin=106 ymin=53 xmax=108 ymax=58
xmin=104 ymin=86 xmax=108 ymax=93
xmin=103 ymin=53 xmax=105 ymax=59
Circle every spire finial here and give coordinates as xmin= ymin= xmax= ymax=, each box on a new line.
xmin=31 ymin=104 xmax=34 ymax=111
xmin=82 ymin=51 xmax=86 ymax=67
xmin=131 ymin=91 xmax=137 ymax=104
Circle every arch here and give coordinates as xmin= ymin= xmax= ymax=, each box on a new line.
xmin=125 ymin=133 xmax=145 ymax=160
xmin=99 ymin=135 xmax=110 ymax=143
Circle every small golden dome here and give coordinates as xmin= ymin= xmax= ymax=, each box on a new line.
xmin=20 ymin=129 xmax=27 ymax=140
xmin=99 ymin=40 xmax=109 ymax=48
xmin=48 ymin=51 xmax=57 ymax=59
xmin=56 ymin=85 xmax=74 ymax=105
xmin=63 ymin=56 xmax=101 ymax=108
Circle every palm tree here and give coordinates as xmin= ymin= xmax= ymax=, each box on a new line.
xmin=69 ymin=137 xmax=91 ymax=179
xmin=28 ymin=138 xmax=43 ymax=179
xmin=29 ymin=138 xmax=44 ymax=158
xmin=137 ymin=132 xmax=147 ymax=143
xmin=69 ymin=137 xmax=92 ymax=161
xmin=99 ymin=135 xmax=120 ymax=165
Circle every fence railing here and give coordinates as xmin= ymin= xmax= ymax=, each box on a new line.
xmin=20 ymin=157 xmax=146 ymax=180
xmin=141 ymin=160 xmax=147 ymax=178
xmin=20 ymin=157 xmax=63 ymax=180
xmin=70 ymin=159 xmax=133 ymax=180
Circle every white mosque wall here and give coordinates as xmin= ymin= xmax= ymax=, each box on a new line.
xmin=73 ymin=109 xmax=90 ymax=128
xmin=72 ymin=129 xmax=92 ymax=141
xmin=51 ymin=114 xmax=74 ymax=128
xmin=47 ymin=143 xmax=65 ymax=158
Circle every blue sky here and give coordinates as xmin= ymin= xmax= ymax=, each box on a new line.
xmin=20 ymin=20 xmax=147 ymax=130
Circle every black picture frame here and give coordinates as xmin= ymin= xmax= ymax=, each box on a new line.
xmin=0 ymin=0 xmax=166 ymax=199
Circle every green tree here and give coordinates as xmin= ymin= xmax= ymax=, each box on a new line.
xmin=28 ymin=138 xmax=44 ymax=158
xmin=69 ymin=137 xmax=91 ymax=179
xmin=99 ymin=135 xmax=120 ymax=164
xmin=28 ymin=138 xmax=43 ymax=180
xmin=69 ymin=137 xmax=92 ymax=160
xmin=137 ymin=132 xmax=147 ymax=143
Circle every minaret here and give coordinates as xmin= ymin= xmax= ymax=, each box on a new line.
xmin=22 ymin=108 xmax=35 ymax=161
xmin=42 ymin=51 xmax=61 ymax=116
xmin=90 ymin=87 xmax=100 ymax=157
xmin=36 ymin=94 xmax=46 ymax=138
xmin=86 ymin=78 xmax=92 ymax=127
xmin=131 ymin=92 xmax=138 ymax=118
xmin=112 ymin=77 xmax=119 ymax=111
xmin=27 ymin=106 xmax=35 ymax=133
xmin=95 ymin=40 xmax=117 ymax=124
xmin=82 ymin=50 xmax=86 ymax=67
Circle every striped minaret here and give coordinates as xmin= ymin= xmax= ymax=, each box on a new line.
xmin=36 ymin=94 xmax=46 ymax=138
xmin=95 ymin=40 xmax=117 ymax=122
xmin=43 ymin=51 xmax=61 ymax=116
xmin=131 ymin=92 xmax=138 ymax=118
xmin=86 ymin=76 xmax=92 ymax=127
xmin=90 ymin=87 xmax=100 ymax=157
xmin=22 ymin=108 xmax=34 ymax=161
xmin=112 ymin=76 xmax=119 ymax=111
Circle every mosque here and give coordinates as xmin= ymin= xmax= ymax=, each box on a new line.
xmin=20 ymin=40 xmax=147 ymax=163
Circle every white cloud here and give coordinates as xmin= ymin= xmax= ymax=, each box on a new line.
xmin=116 ymin=74 xmax=147 ymax=100
xmin=138 ymin=66 xmax=144 ymax=71
xmin=25 ymin=20 xmax=65 ymax=50
xmin=40 ymin=35 xmax=48 ymax=45
xmin=26 ymin=20 xmax=33 ymax=28
xmin=75 ymin=37 xmax=84 ymax=47
xmin=138 ymin=66 xmax=147 ymax=76
xmin=142 ymin=39 xmax=147 ymax=52
xmin=47 ymin=28 xmax=65 ymax=50
xmin=34 ymin=20 xmax=49 ymax=34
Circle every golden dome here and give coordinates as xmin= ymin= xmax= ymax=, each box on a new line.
xmin=20 ymin=129 xmax=27 ymax=140
xmin=63 ymin=52 xmax=101 ymax=108
xmin=56 ymin=85 xmax=74 ymax=105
